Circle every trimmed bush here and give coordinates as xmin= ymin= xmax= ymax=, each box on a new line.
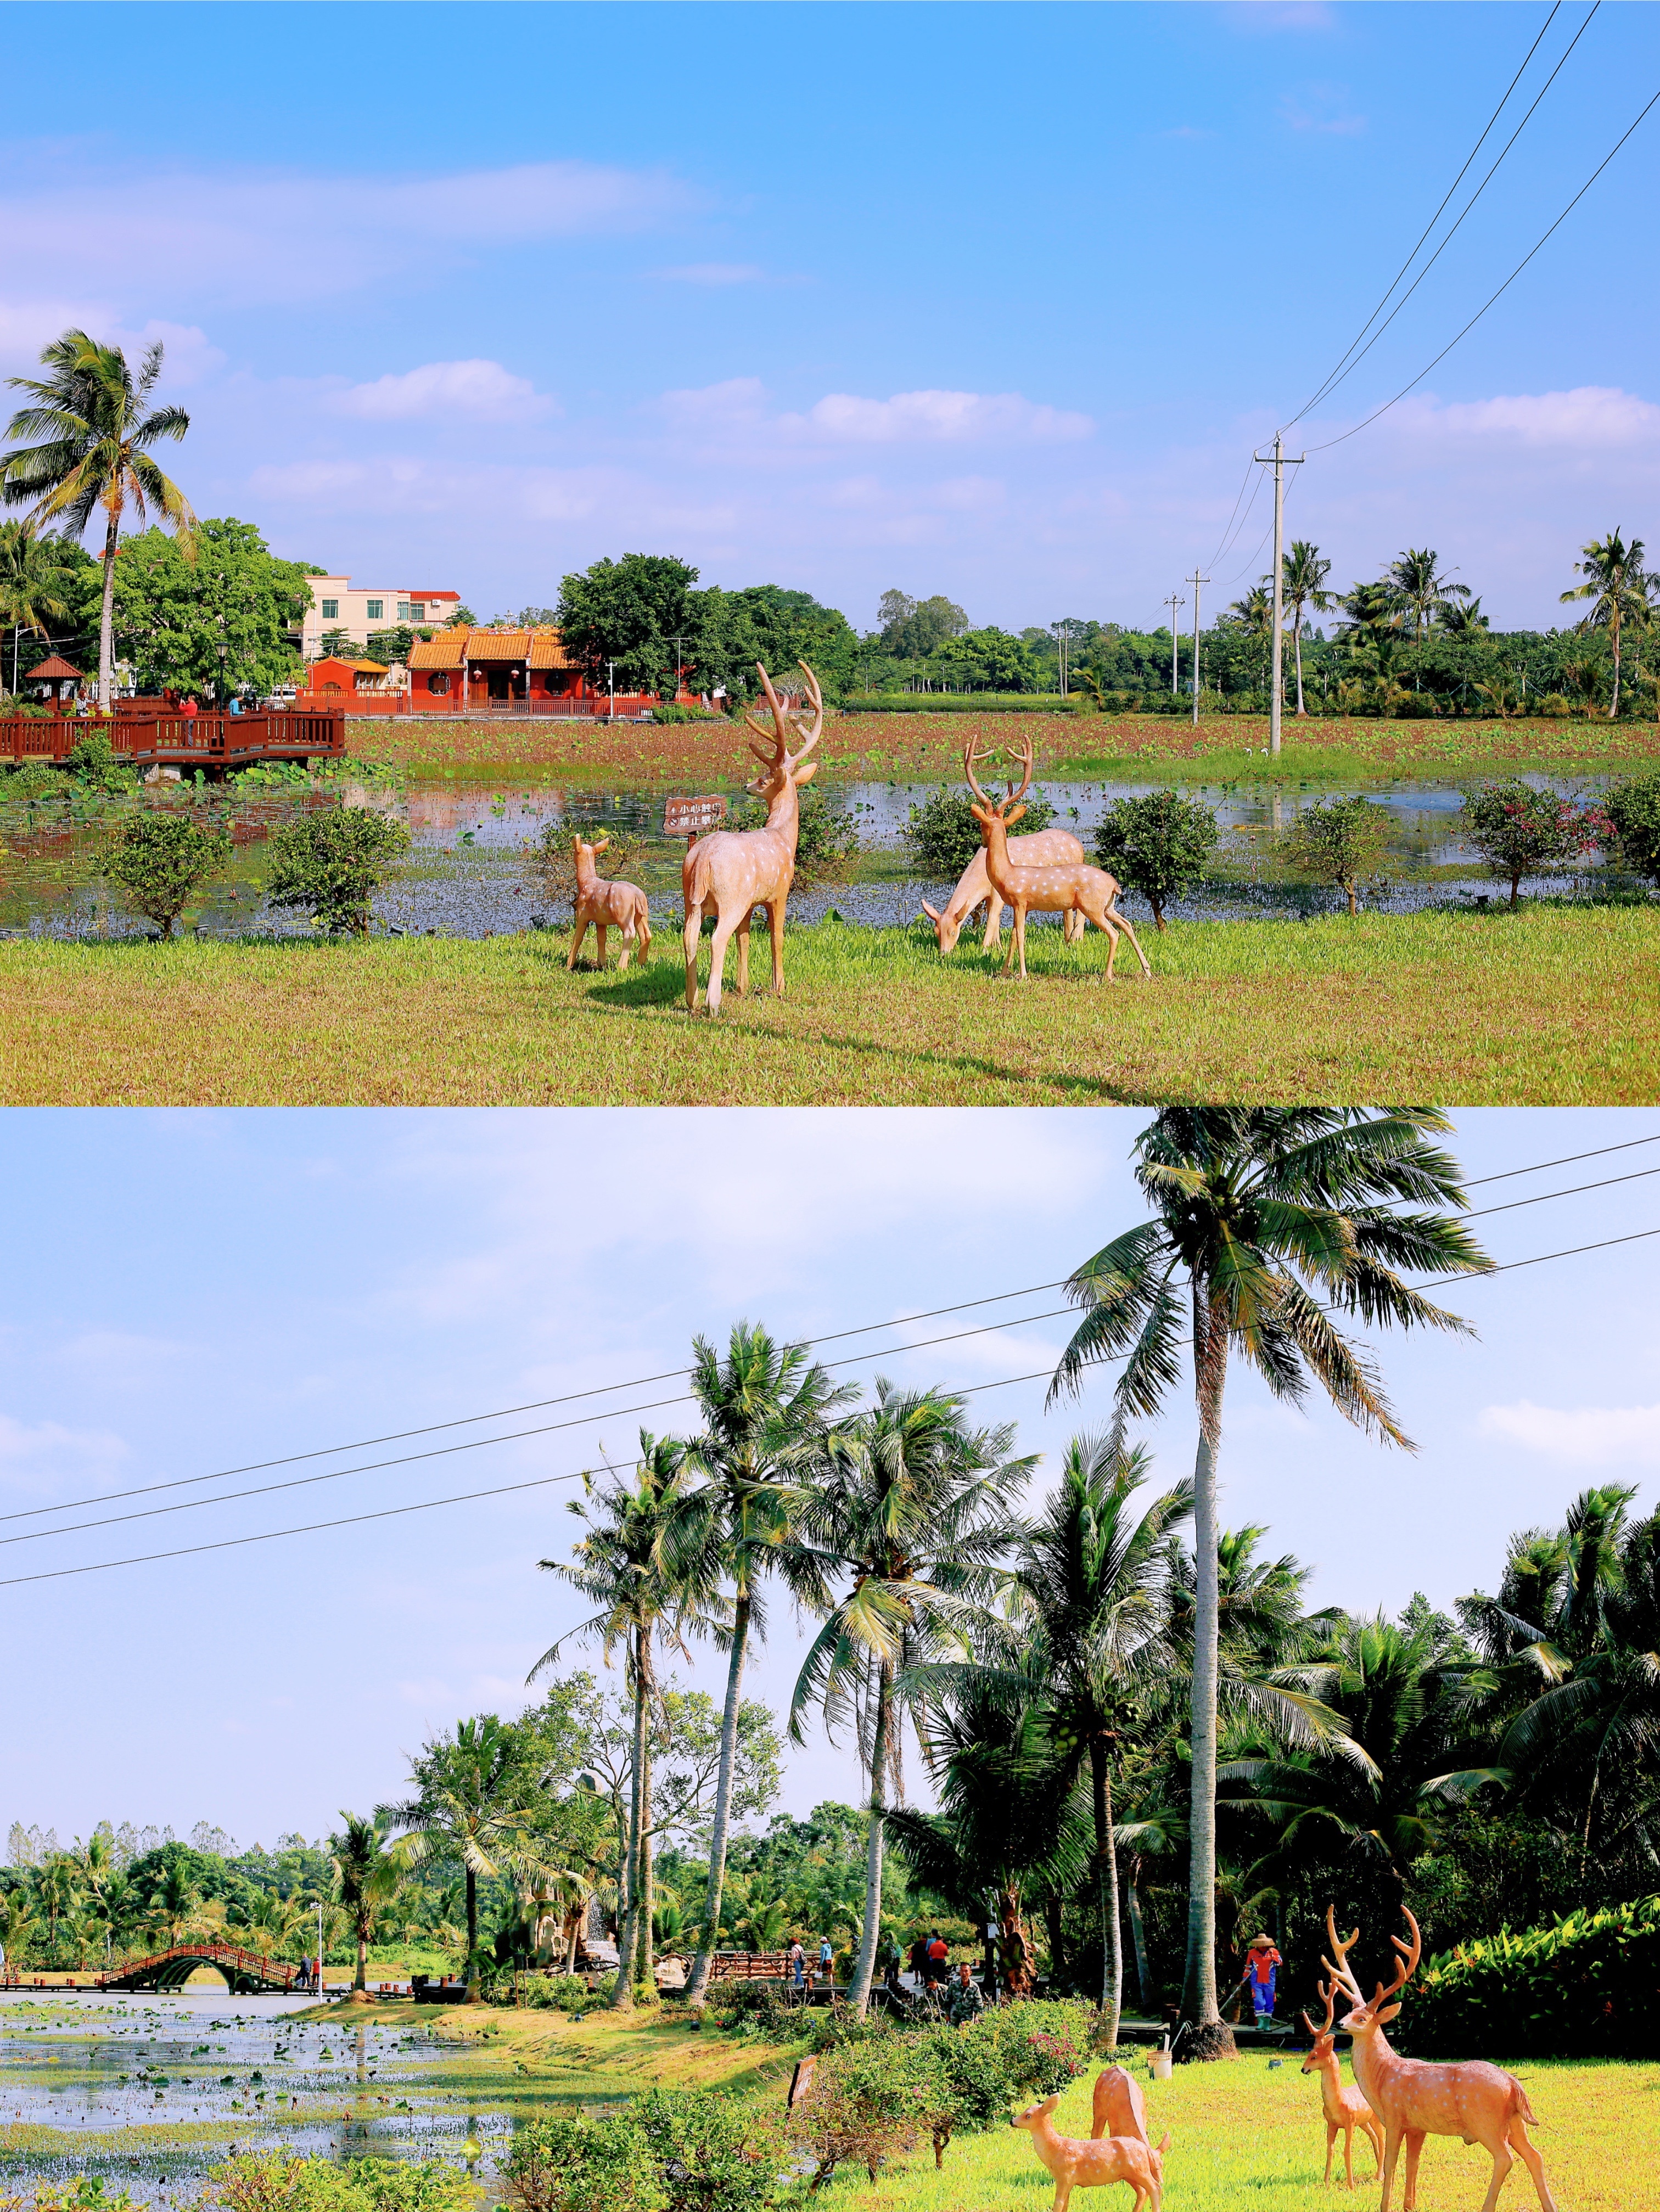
xmin=1092 ymin=790 xmax=1219 ymax=928
xmin=1281 ymin=795 xmax=1394 ymax=916
xmin=1460 ymin=779 xmax=1610 ymax=909
xmin=103 ymin=807 xmax=232 ymax=937
xmin=904 ymin=785 xmax=1058 ymax=879
xmin=204 ymin=2153 xmax=476 ymax=2212
xmin=505 ymin=2097 xmax=782 ymax=2212
xmin=1407 ymin=1895 xmax=1660 ymax=2059
xmin=263 ymin=806 xmax=412 ymax=936
xmin=1604 ymin=769 xmax=1660 ymax=888
xmin=519 ymin=1972 xmax=589 ymax=2012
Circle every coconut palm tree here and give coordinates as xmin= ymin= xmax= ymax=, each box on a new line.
xmin=1007 ymin=1428 xmax=1193 ymax=2042
xmin=0 ymin=520 xmax=73 ymax=698
xmin=1047 ymin=1109 xmax=1491 ymax=2056
xmin=1281 ymin=541 xmax=1333 ymax=716
xmin=1560 ymin=530 xmax=1652 ymax=717
xmin=680 ymin=1322 xmax=859 ymax=2009
xmin=1337 ymin=580 xmax=1400 ymax=664
xmin=382 ymin=1713 xmax=552 ymax=2001
xmin=2 ymin=331 xmax=195 ymax=709
xmin=1226 ymin=584 xmax=1275 ymax=693
xmin=790 ymin=1379 xmax=1034 ymax=2015
xmin=1440 ymin=596 xmax=1489 ymax=636
xmin=1386 ymin=548 xmax=1470 ymax=650
xmin=330 ymin=1812 xmax=405 ymax=1993
xmin=532 ymin=1432 xmax=721 ymax=2007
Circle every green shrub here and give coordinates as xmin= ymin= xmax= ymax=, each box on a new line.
xmin=519 ymin=1973 xmax=588 ymax=2012
xmin=708 ymin=1979 xmax=804 ymax=2035
xmin=646 ymin=702 xmax=718 ymax=725
xmin=1281 ymin=795 xmax=1394 ymax=916
xmin=1407 ymin=1895 xmax=1660 ymax=2058
xmin=103 ymin=807 xmax=233 ymax=937
xmin=1 ymin=759 xmax=65 ymax=801
xmin=904 ymin=785 xmax=1058 ymax=879
xmin=1604 ymin=769 xmax=1660 ymax=887
xmin=63 ymin=731 xmax=138 ymax=792
xmin=203 ymin=2153 xmax=476 ymax=2212
xmin=1092 ymin=790 xmax=1219 ymax=928
xmin=842 ymin=694 xmax=1068 ymax=716
xmin=263 ymin=805 xmax=412 ymax=936
xmin=505 ymin=2098 xmax=782 ymax=2212
xmin=502 ymin=2116 xmax=665 ymax=2212
xmin=786 ymin=2031 xmax=941 ymax=2189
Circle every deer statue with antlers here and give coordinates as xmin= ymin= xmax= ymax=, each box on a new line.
xmin=681 ymin=660 xmax=821 ymax=1015
xmin=921 ymin=836 xmax=1086 ymax=953
xmin=963 ymin=736 xmax=1151 ymax=981
xmin=567 ymin=833 xmax=652 ymax=972
xmin=1301 ymin=1977 xmax=1385 ymax=2189
xmin=1321 ymin=1908 xmax=1556 ymax=2212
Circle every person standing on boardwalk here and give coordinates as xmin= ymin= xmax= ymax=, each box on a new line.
xmin=1238 ymin=1934 xmax=1282 ymax=2022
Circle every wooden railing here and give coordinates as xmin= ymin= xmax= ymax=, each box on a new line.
xmin=707 ymin=1950 xmax=791 ymax=1982
xmin=0 ymin=712 xmax=346 ymax=766
xmin=98 ymin=1940 xmax=296 ymax=1989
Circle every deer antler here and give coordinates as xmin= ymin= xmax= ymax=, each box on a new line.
xmin=1372 ymin=1910 xmax=1422 ymax=2008
xmin=1300 ymin=1978 xmax=1338 ymax=2039
xmin=787 ymin=660 xmax=822 ymax=765
xmin=1003 ymin=732 xmax=1035 ymax=807
xmin=963 ymin=737 xmax=1001 ymax=812
xmin=1322 ymin=1906 xmax=1365 ymax=2005
xmin=744 ymin=664 xmax=792 ymax=765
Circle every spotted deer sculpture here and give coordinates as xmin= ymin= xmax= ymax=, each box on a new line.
xmin=921 ymin=832 xmax=1086 ymax=953
xmin=964 ymin=736 xmax=1151 ymax=981
xmin=568 ymin=833 xmax=651 ymax=970
xmin=1321 ymin=1908 xmax=1557 ymax=2212
xmin=1013 ymin=2093 xmax=1169 ymax=2212
xmin=1091 ymin=2066 xmax=1151 ymax=2146
xmin=682 ymin=660 xmax=820 ymax=1015
xmin=1301 ymin=1977 xmax=1384 ymax=2189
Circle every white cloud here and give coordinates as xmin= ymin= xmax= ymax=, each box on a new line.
xmin=657 ymin=263 xmax=766 ymax=286
xmin=0 ymin=1411 xmax=128 ymax=1499
xmin=1478 ymin=1400 xmax=1660 ymax=1467
xmin=790 ymin=389 xmax=1093 ymax=446
xmin=0 ymin=159 xmax=696 ymax=304
xmin=1278 ymin=83 xmax=1365 ymax=134
xmin=1417 ymin=387 xmax=1660 ymax=450
xmin=334 ymin=359 xmax=556 ymax=425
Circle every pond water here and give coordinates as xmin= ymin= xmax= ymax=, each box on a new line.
xmin=0 ymin=774 xmax=1629 ymax=941
xmin=0 ymin=1991 xmax=507 ymax=2202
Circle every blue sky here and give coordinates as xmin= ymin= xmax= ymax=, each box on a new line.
xmin=4 ymin=1107 xmax=1658 ymax=1852
xmin=4 ymin=2 xmax=1658 ymax=634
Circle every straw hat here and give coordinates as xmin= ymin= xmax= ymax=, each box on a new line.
xmin=1247 ymin=1933 xmax=1275 ymax=1950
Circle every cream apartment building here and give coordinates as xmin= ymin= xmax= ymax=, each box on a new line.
xmin=300 ymin=576 xmax=462 ymax=656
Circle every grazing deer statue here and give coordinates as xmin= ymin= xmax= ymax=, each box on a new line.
xmin=567 ymin=833 xmax=651 ymax=971
xmin=1321 ymin=1908 xmax=1557 ymax=2212
xmin=1302 ymin=1977 xmax=1385 ymax=2189
xmin=964 ymin=736 xmax=1151 ymax=981
xmin=922 ymin=832 xmax=1086 ymax=953
xmin=682 ymin=660 xmax=821 ymax=1015
xmin=1091 ymin=2065 xmax=1151 ymax=2145
xmin=1013 ymin=2094 xmax=1169 ymax=2212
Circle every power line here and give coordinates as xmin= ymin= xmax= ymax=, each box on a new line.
xmin=5 ymin=1130 xmax=1658 ymax=1536
xmin=4 ymin=1216 xmax=1657 ymax=1595
xmin=1286 ymin=2 xmax=1590 ymax=429
xmin=1307 ymin=80 xmax=1660 ymax=453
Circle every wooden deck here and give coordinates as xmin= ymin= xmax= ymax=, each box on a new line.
xmin=2 ymin=710 xmax=346 ymax=776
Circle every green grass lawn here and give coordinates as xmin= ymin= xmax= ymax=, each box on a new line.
xmin=3 ymin=905 xmax=1654 ymax=1105
xmin=828 ymin=2054 xmax=1659 ymax=2212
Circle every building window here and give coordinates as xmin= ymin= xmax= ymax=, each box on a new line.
xmin=428 ymin=671 xmax=450 ymax=695
xmin=365 ymin=599 xmax=384 ymax=621
xmin=321 ymin=598 xmax=339 ymax=619
xmin=409 ymin=603 xmax=425 ymax=620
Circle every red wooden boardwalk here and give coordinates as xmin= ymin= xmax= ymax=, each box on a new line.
xmin=1 ymin=710 xmax=346 ymax=777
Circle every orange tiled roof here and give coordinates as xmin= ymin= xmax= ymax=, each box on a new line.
xmin=408 ymin=630 xmax=467 ymax=669
xmin=465 ymin=628 xmax=531 ymax=662
xmin=528 ymin=628 xmax=576 ymax=671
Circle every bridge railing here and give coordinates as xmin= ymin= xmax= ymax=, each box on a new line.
xmin=98 ymin=1940 xmax=295 ymax=1989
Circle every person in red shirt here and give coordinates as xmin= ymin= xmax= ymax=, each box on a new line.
xmin=1238 ymin=1933 xmax=1282 ymax=2020
xmin=924 ymin=1931 xmax=949 ymax=1986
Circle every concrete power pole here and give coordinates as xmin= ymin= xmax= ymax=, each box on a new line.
xmin=1253 ymin=430 xmax=1304 ymax=755
xmin=1163 ymin=595 xmax=1185 ymax=694
xmin=1188 ymin=570 xmax=1209 ymax=729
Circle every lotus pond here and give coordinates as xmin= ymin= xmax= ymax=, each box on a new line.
xmin=0 ymin=772 xmax=1639 ymax=943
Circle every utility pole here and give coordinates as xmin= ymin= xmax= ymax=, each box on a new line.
xmin=1055 ymin=620 xmax=1071 ymax=698
xmin=1163 ymin=595 xmax=1185 ymax=694
xmin=607 ymin=659 xmax=616 ymax=722
xmin=1188 ymin=570 xmax=1209 ymax=728
xmin=1253 ymin=430 xmax=1305 ymax=755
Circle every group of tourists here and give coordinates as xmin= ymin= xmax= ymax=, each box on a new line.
xmin=292 ymin=1955 xmax=323 ymax=1993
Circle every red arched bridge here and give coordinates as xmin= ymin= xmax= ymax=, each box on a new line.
xmin=99 ymin=1941 xmax=298 ymax=1995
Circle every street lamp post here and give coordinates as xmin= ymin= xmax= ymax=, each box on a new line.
xmin=607 ymin=660 xmax=616 ymax=722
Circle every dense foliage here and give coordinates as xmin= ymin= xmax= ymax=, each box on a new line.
xmin=102 ymin=807 xmax=232 ymax=936
xmin=1408 ymin=1897 xmax=1660 ymax=2059
xmin=1459 ymin=780 xmax=1611 ymax=907
xmin=904 ymin=785 xmax=1057 ymax=877
xmin=263 ymin=806 xmax=413 ymax=935
xmin=505 ymin=2093 xmax=783 ymax=2212
xmin=112 ymin=518 xmax=314 ymax=700
xmin=1091 ymin=791 xmax=1219 ymax=928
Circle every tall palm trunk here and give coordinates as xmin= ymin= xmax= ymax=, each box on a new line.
xmin=686 ymin=1590 xmax=750 ymax=2006
xmin=1181 ymin=1298 xmax=1232 ymax=2054
xmin=1091 ymin=1739 xmax=1123 ymax=2045
xmin=463 ymin=1867 xmax=479 ymax=2000
xmin=1293 ymin=610 xmax=1307 ymax=716
xmin=1125 ymin=1856 xmax=1154 ymax=2015
xmin=636 ymin=1631 xmax=657 ymax=1988
xmin=98 ymin=510 xmax=119 ymax=711
xmin=1610 ymin=615 xmax=1621 ymax=718
xmin=355 ymin=1924 xmax=368 ymax=1992
xmin=610 ymin=1625 xmax=650 ymax=2009
xmin=848 ymin=1661 xmax=890 ymax=2018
